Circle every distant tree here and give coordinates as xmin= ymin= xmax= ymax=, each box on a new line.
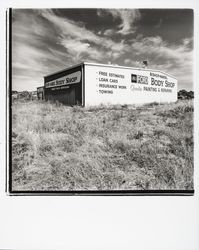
xmin=187 ymin=91 xmax=194 ymax=99
xmin=178 ymin=89 xmax=194 ymax=99
xmin=18 ymin=91 xmax=31 ymax=99
xmin=178 ymin=89 xmax=187 ymax=99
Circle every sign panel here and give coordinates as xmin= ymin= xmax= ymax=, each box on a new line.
xmin=84 ymin=64 xmax=177 ymax=106
xmin=45 ymin=71 xmax=81 ymax=88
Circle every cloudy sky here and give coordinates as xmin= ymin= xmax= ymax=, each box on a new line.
xmin=12 ymin=8 xmax=193 ymax=91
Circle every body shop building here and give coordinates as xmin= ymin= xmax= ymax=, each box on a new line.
xmin=43 ymin=62 xmax=177 ymax=106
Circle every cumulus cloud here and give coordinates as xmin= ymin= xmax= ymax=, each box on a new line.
xmin=130 ymin=36 xmax=192 ymax=65
xmin=12 ymin=9 xmax=129 ymax=90
xmin=124 ymin=59 xmax=141 ymax=67
xmin=59 ymin=39 xmax=105 ymax=61
xmin=127 ymin=36 xmax=193 ymax=89
xmin=40 ymin=9 xmax=128 ymax=60
xmin=98 ymin=9 xmax=141 ymax=35
xmin=12 ymin=9 xmax=193 ymax=91
xmin=103 ymin=29 xmax=115 ymax=36
xmin=40 ymin=9 xmax=99 ymax=44
xmin=12 ymin=10 xmax=74 ymax=91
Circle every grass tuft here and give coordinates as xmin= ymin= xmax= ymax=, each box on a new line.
xmin=12 ymin=99 xmax=194 ymax=191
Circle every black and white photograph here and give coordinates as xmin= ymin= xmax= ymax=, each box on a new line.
xmin=1 ymin=1 xmax=199 ymax=250
xmin=9 ymin=8 xmax=194 ymax=193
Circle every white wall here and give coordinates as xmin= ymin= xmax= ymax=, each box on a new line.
xmin=85 ymin=63 xmax=177 ymax=106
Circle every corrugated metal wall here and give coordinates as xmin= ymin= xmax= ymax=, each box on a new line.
xmin=45 ymin=85 xmax=80 ymax=105
xmin=44 ymin=65 xmax=82 ymax=106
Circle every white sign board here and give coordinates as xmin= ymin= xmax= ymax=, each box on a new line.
xmin=45 ymin=71 xmax=81 ymax=88
xmin=84 ymin=64 xmax=177 ymax=106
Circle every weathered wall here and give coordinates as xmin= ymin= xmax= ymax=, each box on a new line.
xmin=84 ymin=64 xmax=177 ymax=106
xmin=44 ymin=65 xmax=82 ymax=105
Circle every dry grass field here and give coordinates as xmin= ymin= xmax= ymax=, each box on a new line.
xmin=11 ymin=99 xmax=194 ymax=191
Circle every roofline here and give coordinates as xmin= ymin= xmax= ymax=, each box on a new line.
xmin=44 ymin=61 xmax=177 ymax=80
xmin=44 ymin=62 xmax=84 ymax=78
xmin=83 ymin=62 xmax=177 ymax=79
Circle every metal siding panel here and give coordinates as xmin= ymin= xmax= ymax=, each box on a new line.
xmin=44 ymin=83 xmax=82 ymax=106
xmin=44 ymin=65 xmax=82 ymax=106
